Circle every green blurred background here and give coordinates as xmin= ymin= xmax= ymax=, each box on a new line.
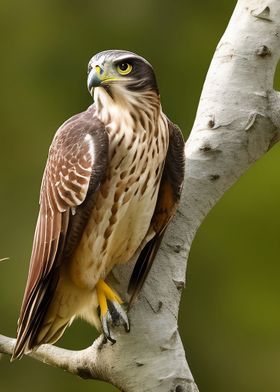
xmin=1 ymin=0 xmax=280 ymax=391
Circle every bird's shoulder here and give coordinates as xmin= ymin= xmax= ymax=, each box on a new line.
xmin=40 ymin=104 xmax=109 ymax=212
xmin=49 ymin=104 xmax=104 ymax=153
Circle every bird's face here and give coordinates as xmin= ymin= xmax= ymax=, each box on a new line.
xmin=87 ymin=50 xmax=158 ymax=98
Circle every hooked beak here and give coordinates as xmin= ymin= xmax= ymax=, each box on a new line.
xmin=87 ymin=64 xmax=124 ymax=96
xmin=87 ymin=65 xmax=104 ymax=96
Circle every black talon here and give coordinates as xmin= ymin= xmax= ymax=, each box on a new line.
xmin=100 ymin=312 xmax=116 ymax=344
xmin=99 ymin=300 xmax=130 ymax=343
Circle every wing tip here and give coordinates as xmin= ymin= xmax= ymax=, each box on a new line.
xmin=11 ymin=338 xmax=30 ymax=361
xmin=128 ymin=233 xmax=163 ymax=308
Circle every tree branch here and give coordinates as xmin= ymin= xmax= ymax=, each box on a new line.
xmin=2 ymin=0 xmax=280 ymax=391
xmin=0 ymin=334 xmax=102 ymax=379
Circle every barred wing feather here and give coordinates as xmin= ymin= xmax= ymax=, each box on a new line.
xmin=13 ymin=105 xmax=108 ymax=359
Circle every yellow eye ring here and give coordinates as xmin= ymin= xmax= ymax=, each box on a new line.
xmin=117 ymin=62 xmax=133 ymax=75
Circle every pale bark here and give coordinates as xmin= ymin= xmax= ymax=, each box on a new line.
xmin=1 ymin=0 xmax=280 ymax=391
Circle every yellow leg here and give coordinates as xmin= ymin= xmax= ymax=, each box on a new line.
xmin=96 ymin=279 xmax=123 ymax=315
xmin=95 ymin=279 xmax=129 ymax=342
xmin=96 ymin=282 xmax=108 ymax=317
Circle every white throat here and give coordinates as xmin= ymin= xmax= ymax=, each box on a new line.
xmin=94 ymin=85 xmax=160 ymax=127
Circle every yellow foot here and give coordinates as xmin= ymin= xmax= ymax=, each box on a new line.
xmin=96 ymin=279 xmax=129 ymax=343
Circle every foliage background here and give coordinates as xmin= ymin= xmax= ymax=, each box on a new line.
xmin=1 ymin=1 xmax=280 ymax=391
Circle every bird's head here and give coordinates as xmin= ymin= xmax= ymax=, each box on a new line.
xmin=87 ymin=50 xmax=159 ymax=100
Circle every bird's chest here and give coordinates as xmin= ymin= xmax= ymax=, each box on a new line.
xmin=70 ymin=116 xmax=169 ymax=289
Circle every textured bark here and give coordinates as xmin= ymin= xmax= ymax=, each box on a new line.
xmin=1 ymin=0 xmax=280 ymax=391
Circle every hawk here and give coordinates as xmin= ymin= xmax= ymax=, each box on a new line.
xmin=12 ymin=50 xmax=185 ymax=359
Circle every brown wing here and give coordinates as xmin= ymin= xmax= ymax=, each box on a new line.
xmin=13 ymin=105 xmax=108 ymax=359
xmin=128 ymin=120 xmax=185 ymax=305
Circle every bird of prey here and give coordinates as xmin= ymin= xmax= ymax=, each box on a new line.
xmin=12 ymin=49 xmax=185 ymax=359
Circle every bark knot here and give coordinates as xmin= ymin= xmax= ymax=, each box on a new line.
xmin=199 ymin=144 xmax=222 ymax=155
xmin=209 ymin=174 xmax=220 ymax=181
xmin=208 ymin=118 xmax=215 ymax=128
xmin=199 ymin=144 xmax=212 ymax=152
xmin=255 ymin=45 xmax=271 ymax=57
xmin=173 ymin=279 xmax=185 ymax=291
xmin=76 ymin=366 xmax=94 ymax=379
xmin=251 ymin=6 xmax=272 ymax=22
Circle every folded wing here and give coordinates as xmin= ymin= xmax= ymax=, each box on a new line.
xmin=13 ymin=105 xmax=108 ymax=359
xmin=128 ymin=120 xmax=185 ymax=304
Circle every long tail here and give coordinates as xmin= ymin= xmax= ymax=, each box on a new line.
xmin=12 ymin=275 xmax=79 ymax=360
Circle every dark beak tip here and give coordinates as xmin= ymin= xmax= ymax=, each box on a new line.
xmin=87 ymin=71 xmax=102 ymax=94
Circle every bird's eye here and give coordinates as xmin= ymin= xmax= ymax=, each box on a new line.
xmin=117 ymin=62 xmax=133 ymax=75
